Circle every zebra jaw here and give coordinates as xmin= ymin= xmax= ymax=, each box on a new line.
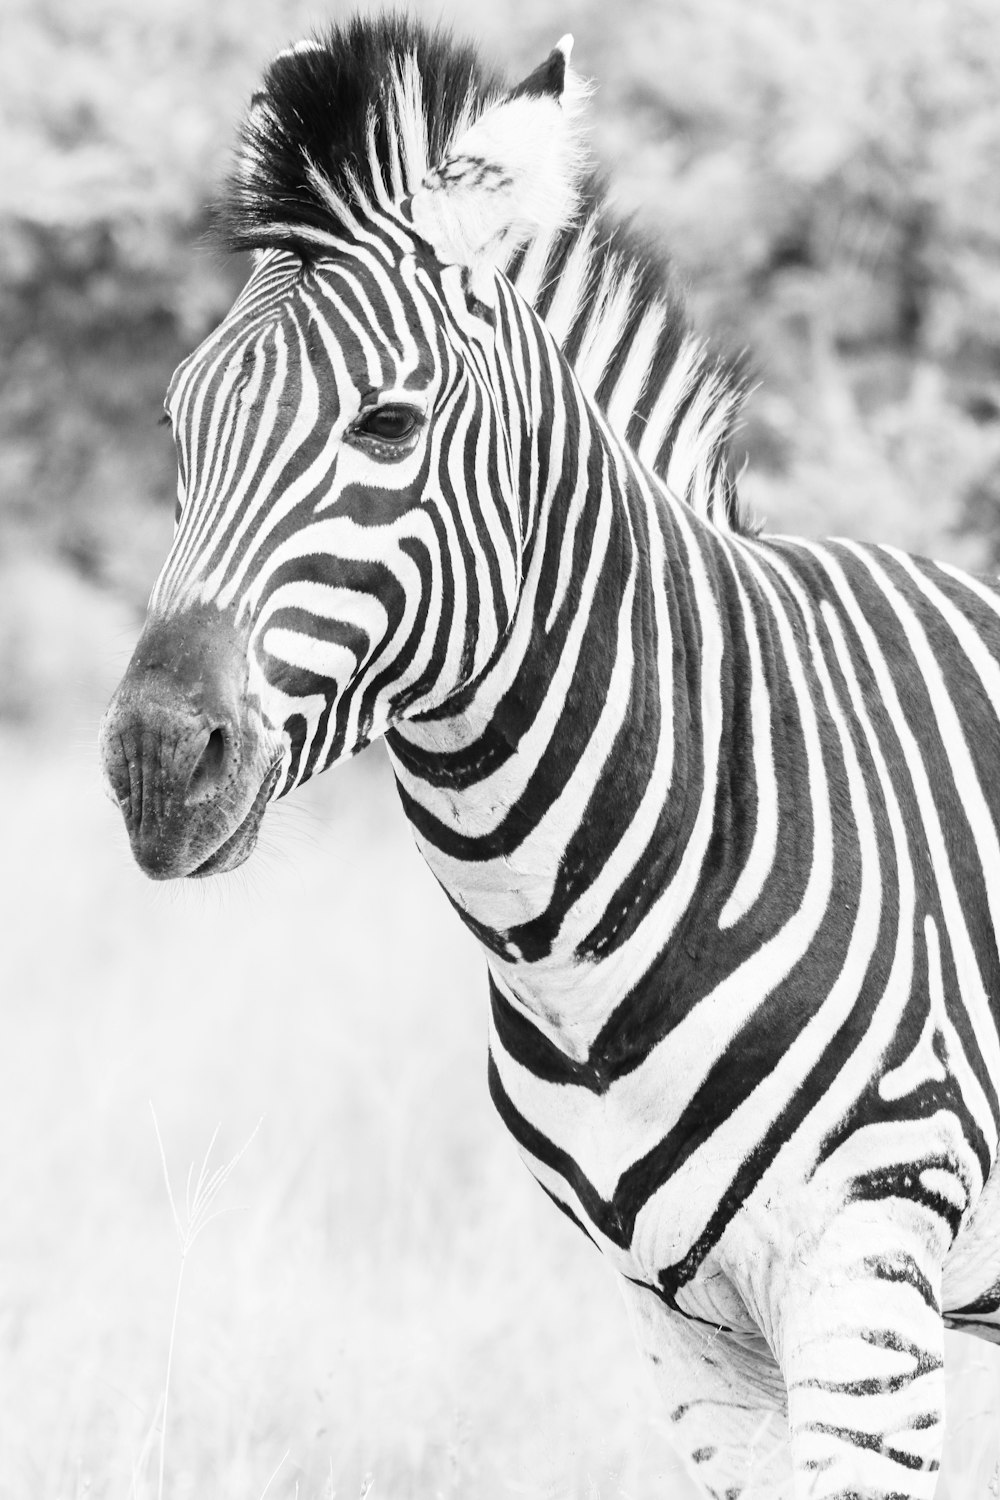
xmin=99 ymin=604 xmax=284 ymax=880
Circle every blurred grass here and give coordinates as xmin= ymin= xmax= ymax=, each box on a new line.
xmin=1 ymin=613 xmax=998 ymax=1496
xmin=0 ymin=707 xmax=701 ymax=1497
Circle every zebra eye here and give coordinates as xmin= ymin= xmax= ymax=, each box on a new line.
xmin=353 ymin=405 xmax=420 ymax=443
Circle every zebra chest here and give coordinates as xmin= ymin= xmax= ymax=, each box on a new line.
xmin=486 ymin=1018 xmax=740 ymax=1294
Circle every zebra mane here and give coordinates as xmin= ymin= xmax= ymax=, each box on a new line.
xmin=507 ymin=208 xmax=753 ymax=533
xmin=220 ymin=14 xmax=499 ymax=257
xmin=217 ymin=13 xmax=753 ymax=535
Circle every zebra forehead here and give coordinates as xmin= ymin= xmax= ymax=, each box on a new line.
xmin=217 ymin=14 xmax=506 ymax=257
xmin=167 ymin=248 xmax=441 ymax=426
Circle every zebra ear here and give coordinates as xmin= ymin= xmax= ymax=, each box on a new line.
xmin=410 ymin=37 xmax=587 ymax=300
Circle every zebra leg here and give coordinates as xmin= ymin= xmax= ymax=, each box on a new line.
xmin=770 ymin=1211 xmax=947 ymax=1499
xmin=618 ymin=1276 xmax=794 ymax=1498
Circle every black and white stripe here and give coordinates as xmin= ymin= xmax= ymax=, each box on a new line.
xmin=127 ymin=18 xmax=1000 ymax=1498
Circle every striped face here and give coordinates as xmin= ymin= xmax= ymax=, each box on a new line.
xmin=155 ymin=236 xmax=522 ymax=798
xmin=100 ymin=34 xmax=583 ymax=879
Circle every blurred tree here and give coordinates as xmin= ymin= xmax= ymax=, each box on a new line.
xmin=1 ymin=0 xmax=998 ymax=667
xmin=577 ymin=0 xmax=1000 ymax=551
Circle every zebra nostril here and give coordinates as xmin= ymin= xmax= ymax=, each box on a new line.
xmin=188 ymin=725 xmax=230 ymax=799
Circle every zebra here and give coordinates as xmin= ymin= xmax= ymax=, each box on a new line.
xmin=99 ymin=16 xmax=1000 ymax=1498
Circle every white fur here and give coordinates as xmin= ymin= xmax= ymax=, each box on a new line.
xmin=411 ymin=40 xmax=589 ymax=300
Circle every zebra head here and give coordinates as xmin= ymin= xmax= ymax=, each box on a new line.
xmin=100 ymin=18 xmax=586 ymax=879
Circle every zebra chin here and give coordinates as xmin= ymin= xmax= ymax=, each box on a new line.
xmin=184 ymin=759 xmax=283 ymax=879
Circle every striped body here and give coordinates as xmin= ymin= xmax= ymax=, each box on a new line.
xmin=465 ymin=529 xmax=1000 ymax=1319
xmin=100 ymin=19 xmax=1000 ymax=1497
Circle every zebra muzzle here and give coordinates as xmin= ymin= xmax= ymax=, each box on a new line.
xmin=99 ymin=604 xmax=283 ymax=879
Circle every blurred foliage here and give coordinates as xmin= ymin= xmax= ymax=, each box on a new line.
xmin=0 ymin=0 xmax=318 ymax=607
xmin=2 ymin=0 xmax=1000 ymax=711
xmin=580 ymin=0 xmax=1000 ymax=556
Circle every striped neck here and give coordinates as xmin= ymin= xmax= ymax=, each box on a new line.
xmin=387 ymin=278 xmax=732 ymax=1057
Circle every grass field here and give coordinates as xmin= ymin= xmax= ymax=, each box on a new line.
xmin=2 ymin=602 xmax=999 ymax=1498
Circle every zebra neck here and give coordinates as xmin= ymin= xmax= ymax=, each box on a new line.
xmin=387 ymin=358 xmax=742 ymax=1057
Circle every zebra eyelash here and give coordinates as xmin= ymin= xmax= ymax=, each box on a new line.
xmin=158 ymin=411 xmax=173 ymax=429
xmin=346 ymin=400 xmax=425 ymax=452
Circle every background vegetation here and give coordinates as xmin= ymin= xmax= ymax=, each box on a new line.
xmin=2 ymin=0 xmax=999 ymax=1494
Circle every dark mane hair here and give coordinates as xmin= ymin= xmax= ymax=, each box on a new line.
xmin=216 ymin=13 xmax=753 ymax=534
xmin=218 ymin=13 xmax=502 ymax=256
